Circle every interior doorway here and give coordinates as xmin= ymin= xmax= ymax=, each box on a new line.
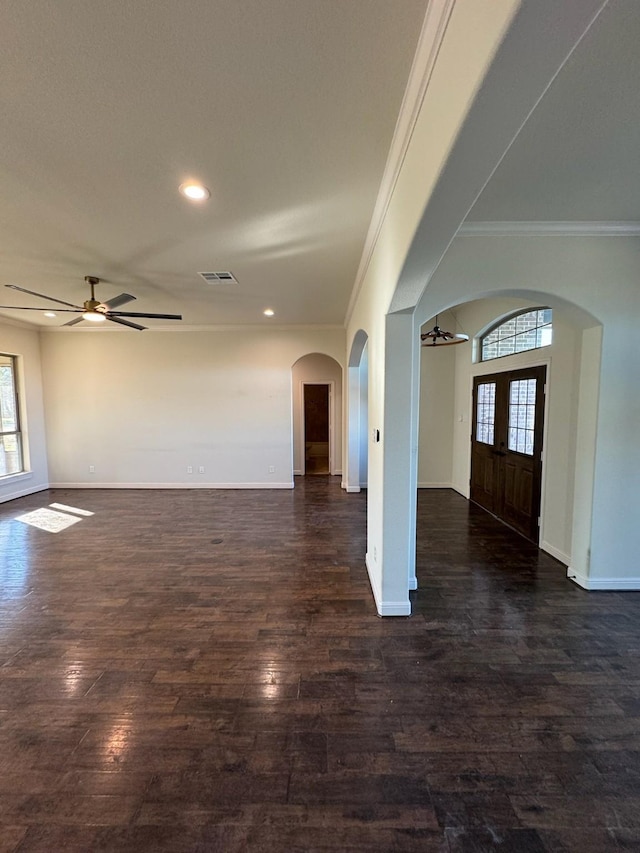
xmin=291 ymin=354 xmax=342 ymax=479
xmin=303 ymin=383 xmax=331 ymax=474
xmin=470 ymin=365 xmax=546 ymax=542
xmin=347 ymin=332 xmax=368 ymax=492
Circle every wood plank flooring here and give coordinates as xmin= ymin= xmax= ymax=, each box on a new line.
xmin=0 ymin=480 xmax=638 ymax=851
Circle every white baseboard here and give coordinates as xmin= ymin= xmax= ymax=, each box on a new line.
xmin=293 ymin=469 xmax=302 ymax=476
xmin=453 ymin=485 xmax=470 ymax=499
xmin=567 ymin=568 xmax=640 ymax=591
xmin=540 ymin=540 xmax=570 ymax=566
xmin=365 ymin=552 xmax=382 ymax=610
xmin=0 ymin=482 xmax=49 ymax=503
xmin=409 ymin=575 xmax=418 ymax=590
xmin=49 ymin=481 xmax=294 ymax=490
xmin=365 ymin=553 xmax=412 ymax=616
xmin=341 ymin=479 xmax=365 ymax=492
xmin=418 ymin=482 xmax=453 ymax=489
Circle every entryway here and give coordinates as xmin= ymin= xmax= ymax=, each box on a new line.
xmin=471 ymin=365 xmax=546 ymax=542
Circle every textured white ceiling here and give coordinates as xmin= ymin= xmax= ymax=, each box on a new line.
xmin=468 ymin=0 xmax=640 ymax=223
xmin=0 ymin=0 xmax=427 ymax=328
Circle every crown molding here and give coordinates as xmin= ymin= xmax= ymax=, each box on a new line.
xmin=459 ymin=220 xmax=640 ymax=237
xmin=0 ymin=314 xmax=40 ymax=331
xmin=40 ymin=323 xmax=345 ymax=334
xmin=344 ymin=0 xmax=457 ymax=327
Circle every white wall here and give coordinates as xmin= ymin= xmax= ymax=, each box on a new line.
xmin=345 ymin=1 xmax=518 ymax=614
xmin=570 ymin=325 xmax=602 ymax=587
xmin=291 ymin=353 xmax=343 ymax=476
xmin=0 ymin=322 xmax=49 ymax=502
xmin=40 ymin=327 xmax=345 ymax=488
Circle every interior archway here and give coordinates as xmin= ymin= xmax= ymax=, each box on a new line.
xmin=346 ymin=331 xmax=369 ymax=493
xmin=291 ymin=353 xmax=343 ymax=479
xmin=413 ymin=277 xmax=603 ymax=597
xmin=419 ymin=294 xmax=601 ymax=572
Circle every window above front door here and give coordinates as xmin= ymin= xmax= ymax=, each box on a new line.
xmin=481 ymin=308 xmax=552 ymax=362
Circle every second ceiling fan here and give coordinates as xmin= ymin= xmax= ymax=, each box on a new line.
xmin=0 ymin=276 xmax=182 ymax=330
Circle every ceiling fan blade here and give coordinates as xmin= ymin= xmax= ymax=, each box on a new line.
xmin=5 ymin=284 xmax=83 ymax=309
xmin=100 ymin=292 xmax=136 ymax=310
xmin=105 ymin=315 xmax=146 ymax=331
xmin=0 ymin=305 xmax=81 ymax=312
xmin=62 ymin=316 xmax=86 ymax=327
xmin=107 ymin=311 xmax=183 ymax=320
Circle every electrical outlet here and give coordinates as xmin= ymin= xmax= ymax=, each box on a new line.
xmin=89 ymin=465 xmax=95 ymax=473
xmin=187 ymin=466 xmax=193 ymax=474
xmin=269 ymin=465 xmax=275 ymax=473
xmin=373 ymin=546 xmax=377 ymax=561
xmin=198 ymin=466 xmax=205 ymax=474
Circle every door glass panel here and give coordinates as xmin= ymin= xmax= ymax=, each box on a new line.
xmin=525 ymin=430 xmax=534 ymax=455
xmin=508 ymin=378 xmax=537 ymax=455
xmin=476 ymin=382 xmax=496 ymax=445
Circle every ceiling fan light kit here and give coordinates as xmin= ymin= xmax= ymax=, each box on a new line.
xmin=0 ymin=276 xmax=183 ymax=331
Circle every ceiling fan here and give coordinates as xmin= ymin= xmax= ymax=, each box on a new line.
xmin=0 ymin=276 xmax=182 ymax=330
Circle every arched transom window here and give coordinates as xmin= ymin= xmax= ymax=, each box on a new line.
xmin=481 ymin=308 xmax=552 ymax=362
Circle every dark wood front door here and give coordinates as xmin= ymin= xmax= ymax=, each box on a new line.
xmin=470 ymin=366 xmax=546 ymax=542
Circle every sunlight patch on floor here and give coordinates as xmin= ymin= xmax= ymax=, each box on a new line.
xmin=16 ymin=508 xmax=82 ymax=533
xmin=49 ymin=502 xmax=94 ymax=517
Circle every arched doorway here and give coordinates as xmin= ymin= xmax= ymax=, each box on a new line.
xmin=291 ymin=353 xmax=343 ymax=478
xmin=346 ymin=330 xmax=369 ymax=493
xmin=417 ymin=294 xmax=602 ymax=570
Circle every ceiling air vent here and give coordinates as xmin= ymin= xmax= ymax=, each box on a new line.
xmin=199 ymin=271 xmax=238 ymax=284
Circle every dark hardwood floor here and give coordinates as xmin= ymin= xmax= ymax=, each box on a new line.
xmin=0 ymin=480 xmax=638 ymax=852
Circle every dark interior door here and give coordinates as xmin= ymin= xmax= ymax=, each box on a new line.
xmin=304 ymin=384 xmax=330 ymax=474
xmin=470 ymin=366 xmax=546 ymax=542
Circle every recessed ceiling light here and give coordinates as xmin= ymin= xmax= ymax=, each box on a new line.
xmin=179 ymin=181 xmax=210 ymax=202
xmin=44 ymin=311 xmax=56 ymax=318
xmin=263 ymin=308 xmax=275 ymax=317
